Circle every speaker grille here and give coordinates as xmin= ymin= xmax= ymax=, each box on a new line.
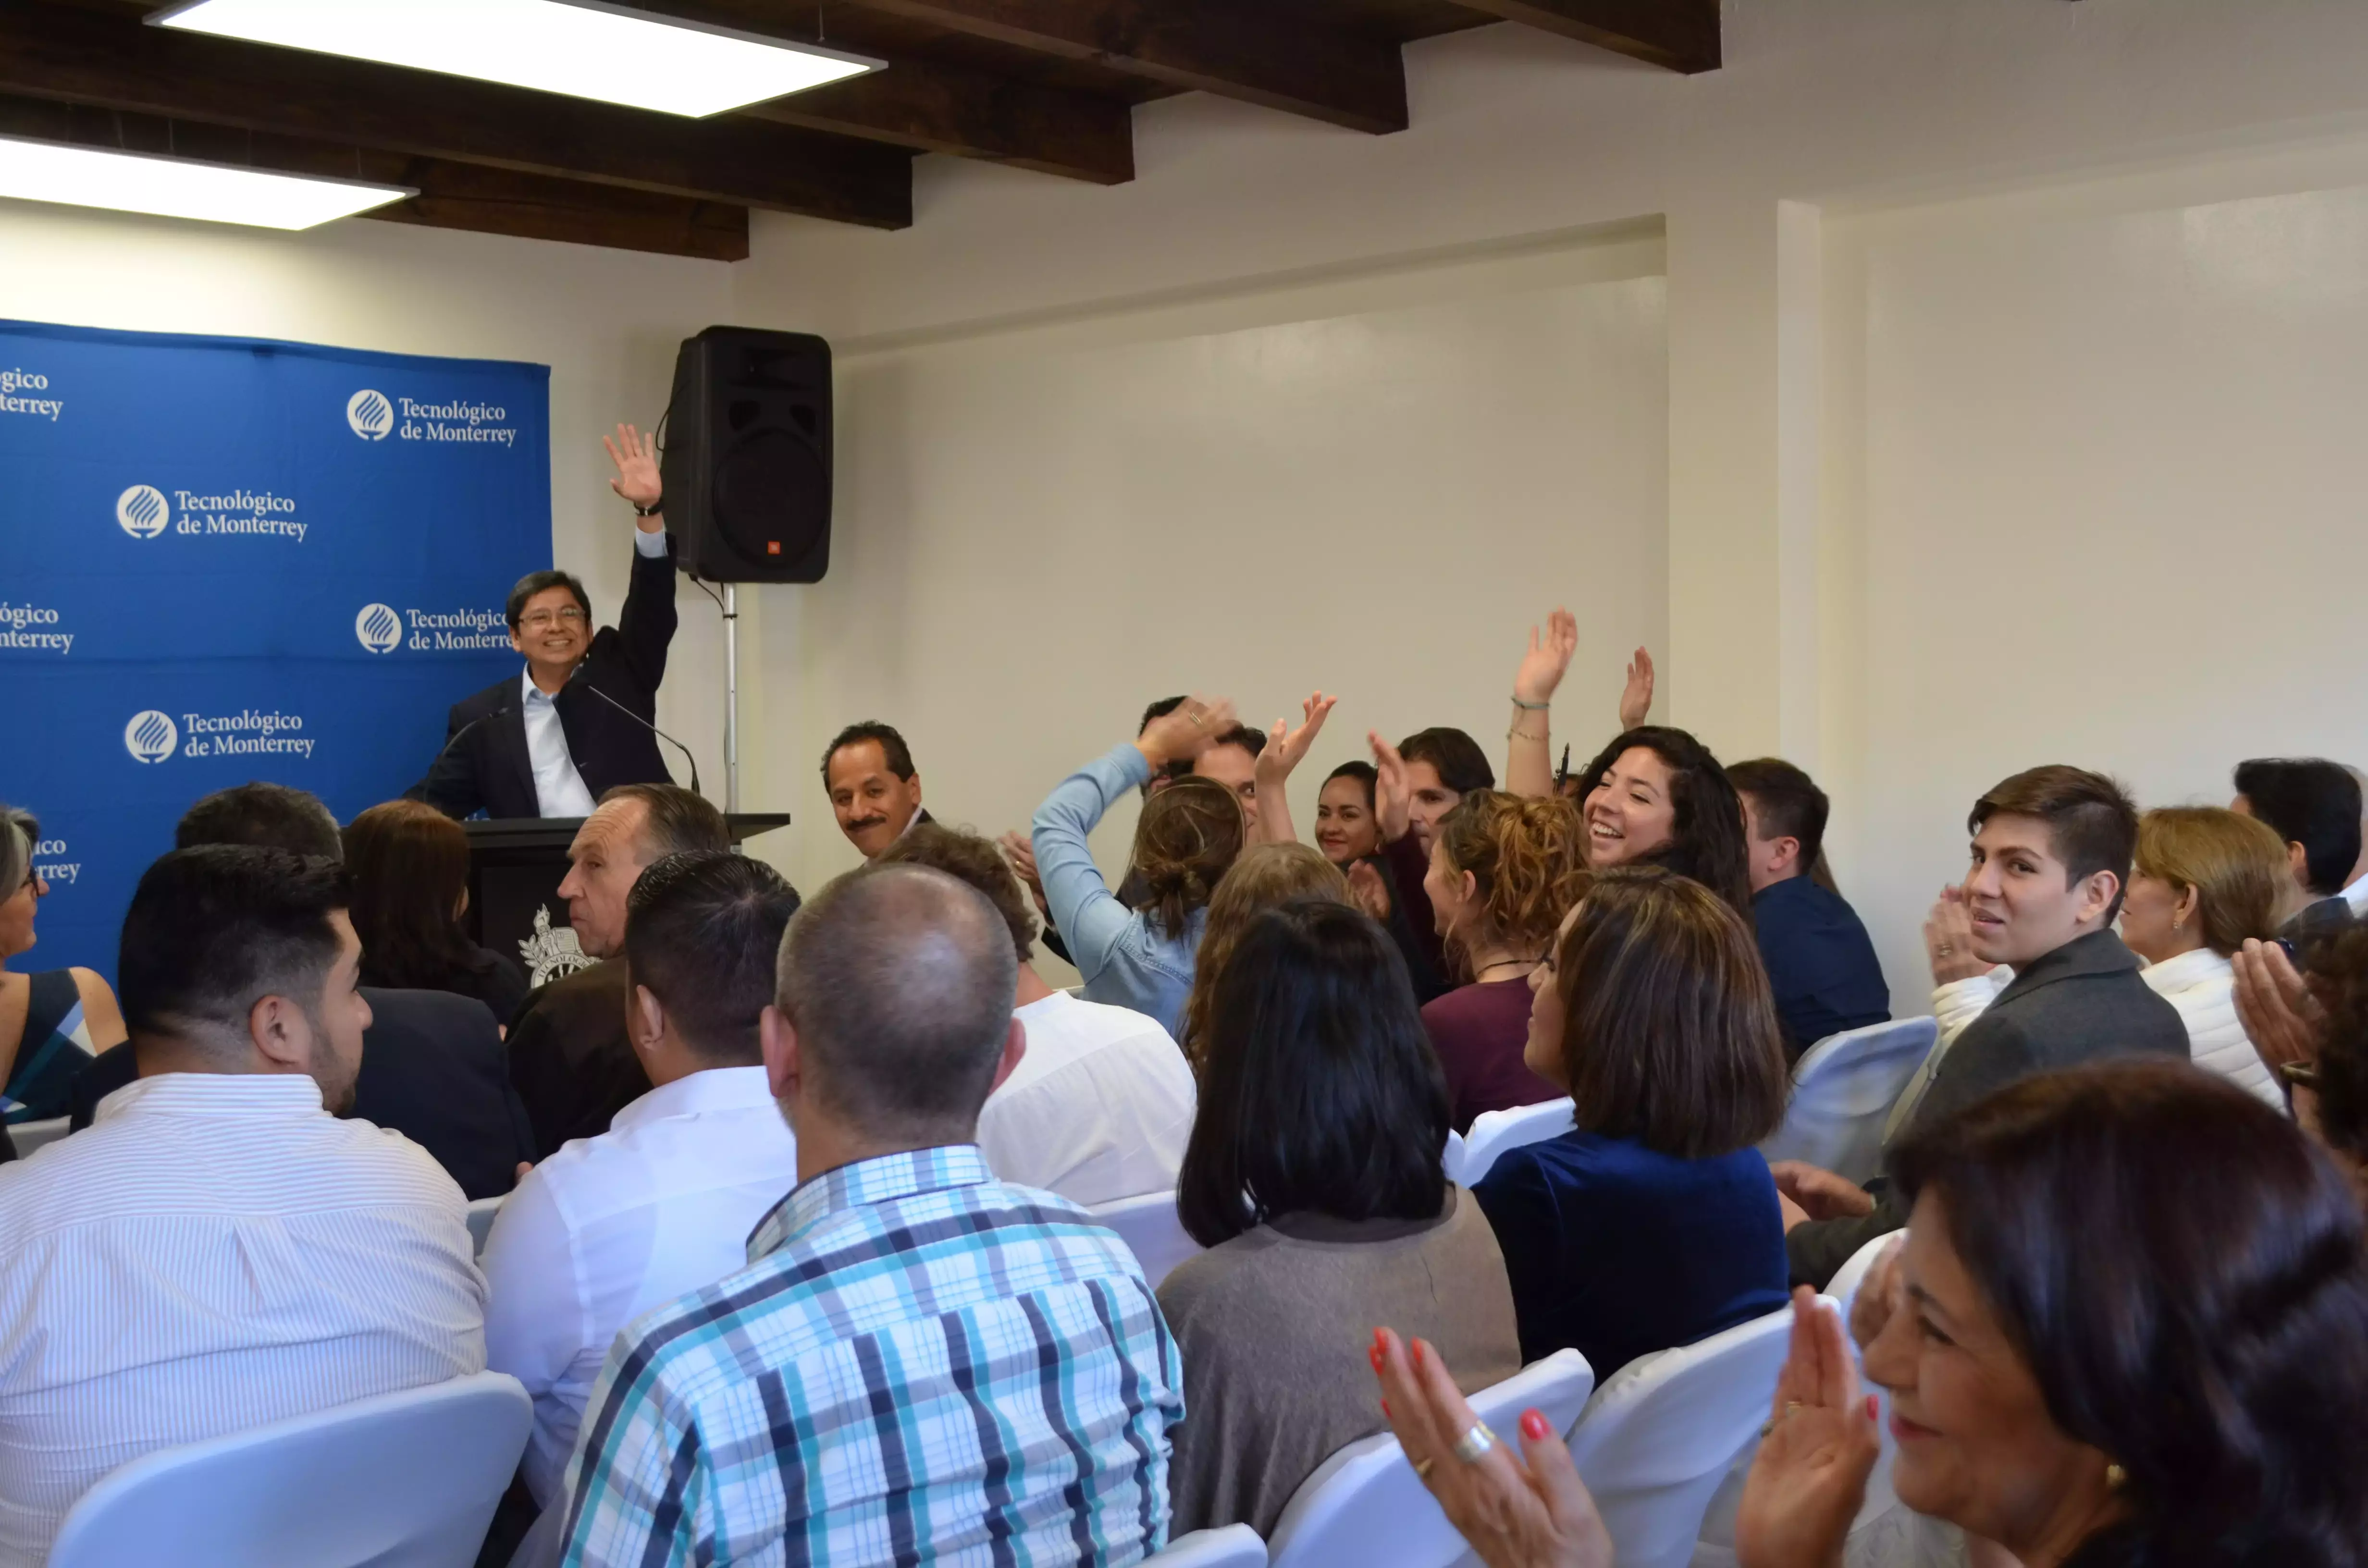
xmin=714 ymin=427 xmax=828 ymax=569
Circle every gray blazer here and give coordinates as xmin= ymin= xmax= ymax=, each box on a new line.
xmin=1786 ymin=928 xmax=2188 ymax=1286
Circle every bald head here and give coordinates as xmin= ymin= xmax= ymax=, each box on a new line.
xmin=775 ymin=862 xmax=1020 ymax=1141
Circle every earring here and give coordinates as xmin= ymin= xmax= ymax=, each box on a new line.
xmin=2105 ymin=1462 xmax=2128 ymax=1490
xmin=2171 ymin=917 xmax=2183 ymax=934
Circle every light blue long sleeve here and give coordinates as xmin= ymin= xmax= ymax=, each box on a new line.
xmin=1032 ymin=743 xmax=1203 ymax=1036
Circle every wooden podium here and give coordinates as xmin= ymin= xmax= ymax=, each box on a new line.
xmin=462 ymin=813 xmax=790 ymax=989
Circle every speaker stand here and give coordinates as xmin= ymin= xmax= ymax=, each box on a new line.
xmin=721 ymin=582 xmax=741 ymax=812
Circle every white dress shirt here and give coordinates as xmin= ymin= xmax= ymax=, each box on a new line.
xmin=0 ymin=1074 xmax=484 ymax=1566
xmin=2343 ymin=866 xmax=2368 ymax=916
xmin=977 ymin=991 xmax=1196 ymax=1208
xmin=521 ymin=528 xmax=668 ymax=819
xmin=480 ymin=1065 xmax=800 ymax=1505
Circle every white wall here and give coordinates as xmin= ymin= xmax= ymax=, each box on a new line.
xmin=769 ymin=236 xmax=1669 ymax=925
xmin=6 ymin=203 xmax=740 ymax=801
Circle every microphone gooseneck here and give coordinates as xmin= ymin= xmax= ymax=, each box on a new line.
xmin=567 ymin=666 xmax=703 ymax=799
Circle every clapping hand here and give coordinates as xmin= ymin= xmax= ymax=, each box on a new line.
xmin=1768 ymin=1161 xmax=1875 ymax=1227
xmin=604 ymin=423 xmax=663 ymax=520
xmin=1370 ymin=731 xmax=1413 ymax=844
xmin=1347 ymin=860 xmax=1395 ymax=922
xmin=2233 ymin=937 xmax=2322 ymax=1075
xmin=1617 ymin=647 xmax=1655 ymax=731
xmin=1371 ymin=1327 xmax=1613 ymax=1568
xmin=1515 ymin=610 xmax=1579 ymax=708
xmin=1257 ymin=692 xmax=1339 ymax=792
xmin=1737 ymin=1289 xmax=1880 ymax=1568
xmin=1135 ymin=694 xmax=1238 ymax=772
xmin=1924 ymin=888 xmax=1987 ymax=986
xmin=998 ymin=831 xmax=1052 ymax=917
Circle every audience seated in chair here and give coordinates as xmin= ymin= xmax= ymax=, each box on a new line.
xmin=1724 ymin=758 xmax=1891 ymax=1061
xmin=1370 ymin=726 xmax=1499 ymax=1004
xmin=0 ymin=804 xmax=121 ymax=1132
xmin=1472 ymin=865 xmax=1791 ymax=1380
xmin=2234 ymin=911 xmax=2368 ymax=1188
xmin=506 ymin=782 xmax=729 ymax=1157
xmin=2232 ymin=754 xmax=2363 ymax=933
xmin=483 ymin=852 xmax=802 ymax=1513
xmin=0 ymin=846 xmax=484 ymax=1565
xmin=1177 ymin=841 xmax=1351 ymax=1067
xmin=1937 ymin=806 xmax=2290 ymax=1107
xmin=821 ymin=721 xmax=931 ymax=860
xmin=71 ymin=782 xmax=536 ymax=1200
xmin=1419 ymin=791 xmax=1590 ymax=1133
xmin=1782 ymin=765 xmax=2189 ymax=1288
xmin=878 ymin=822 xmax=1197 ymax=1206
xmin=343 ymin=799 xmax=530 ymax=1022
xmin=555 ymin=863 xmax=1183 ymax=1566
xmin=1159 ymin=897 xmax=1519 ymax=1538
xmin=1032 ymin=695 xmax=1249 ymax=1036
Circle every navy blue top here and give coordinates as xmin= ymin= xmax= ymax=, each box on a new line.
xmin=1472 ymin=1129 xmax=1788 ymax=1377
xmin=1751 ymin=875 xmax=1890 ymax=1059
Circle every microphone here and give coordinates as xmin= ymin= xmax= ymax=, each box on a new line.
xmin=565 ymin=663 xmax=703 ymax=798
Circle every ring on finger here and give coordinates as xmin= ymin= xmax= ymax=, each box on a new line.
xmin=1413 ymin=1456 xmax=1435 ymax=1481
xmin=1452 ymin=1421 xmax=1497 ymax=1463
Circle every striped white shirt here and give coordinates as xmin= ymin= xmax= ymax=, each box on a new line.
xmin=0 ymin=1072 xmax=486 ymax=1565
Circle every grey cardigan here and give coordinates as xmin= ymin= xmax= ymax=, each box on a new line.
xmin=1786 ymin=928 xmax=2187 ymax=1286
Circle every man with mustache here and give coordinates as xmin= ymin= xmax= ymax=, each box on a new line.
xmin=823 ymin=721 xmax=931 ymax=859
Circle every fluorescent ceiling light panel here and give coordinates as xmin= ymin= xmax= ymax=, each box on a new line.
xmin=0 ymin=135 xmax=412 ymax=230
xmin=154 ymin=0 xmax=882 ymax=118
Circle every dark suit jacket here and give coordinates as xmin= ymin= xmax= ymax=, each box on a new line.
xmin=1785 ymin=929 xmax=2189 ymax=1287
xmin=1753 ymin=875 xmax=1891 ymax=1060
xmin=407 ymin=538 xmax=680 ymax=820
xmin=68 ymin=989 xmax=537 ymax=1201
xmin=505 ymin=958 xmax=649 ymax=1160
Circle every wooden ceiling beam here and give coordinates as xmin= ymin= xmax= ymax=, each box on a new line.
xmin=0 ymin=93 xmax=750 ymax=259
xmin=1452 ymin=0 xmax=1720 ymax=74
xmin=0 ymin=0 xmax=910 ymax=226
xmin=839 ymin=0 xmax=1410 ymax=134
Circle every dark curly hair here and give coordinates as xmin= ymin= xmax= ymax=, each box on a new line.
xmin=1890 ymin=1061 xmax=2368 ymax=1568
xmin=1574 ymin=726 xmax=1752 ymax=917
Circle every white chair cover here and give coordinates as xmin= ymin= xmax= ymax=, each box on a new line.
xmin=1453 ymin=1098 xmax=1575 ymax=1188
xmin=1150 ymin=1524 xmax=1269 ymax=1566
xmin=1088 ymin=1189 xmax=1203 ymax=1289
xmin=49 ymin=1372 xmax=532 ymax=1568
xmin=1266 ymin=1348 xmax=1594 ymax=1568
xmin=11 ymin=1116 xmax=68 ymax=1156
xmin=1566 ymin=1306 xmax=1795 ymax=1568
xmin=1760 ymin=1018 xmax=1939 ymax=1183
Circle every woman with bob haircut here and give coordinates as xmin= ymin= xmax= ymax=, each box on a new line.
xmin=1033 ymin=695 xmax=1250 ymax=1036
xmin=1159 ymin=899 xmax=1519 ymax=1538
xmin=1420 ymin=790 xmax=1591 ymax=1131
xmin=344 ymin=799 xmax=530 ymax=1022
xmin=1176 ymin=843 xmax=1349 ymax=1067
xmin=1473 ymin=864 xmax=1790 ymax=1376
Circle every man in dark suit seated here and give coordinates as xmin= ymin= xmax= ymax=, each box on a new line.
xmin=407 ymin=424 xmax=679 ymax=821
xmin=69 ymin=784 xmax=535 ymax=1199
xmin=506 ymin=782 xmax=730 ymax=1158
xmin=2230 ymin=756 xmax=2363 ymax=936
xmin=1776 ymin=765 xmax=2189 ymax=1288
xmin=1727 ymin=758 xmax=1890 ymax=1060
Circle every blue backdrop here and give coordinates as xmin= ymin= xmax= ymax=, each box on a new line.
xmin=2 ymin=319 xmax=549 ymax=986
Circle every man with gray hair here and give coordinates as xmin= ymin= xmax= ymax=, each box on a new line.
xmin=558 ymin=864 xmax=1185 ymax=1568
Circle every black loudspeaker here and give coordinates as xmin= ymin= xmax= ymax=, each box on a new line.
xmin=659 ymin=327 xmax=832 ymax=583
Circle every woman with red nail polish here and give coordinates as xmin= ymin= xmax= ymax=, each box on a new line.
xmin=1157 ymin=901 xmax=1520 ymax=1538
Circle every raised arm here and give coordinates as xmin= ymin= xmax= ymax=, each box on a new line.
xmin=603 ymin=423 xmax=677 ymax=692
xmin=1033 ymin=696 xmax=1236 ymax=981
xmin=1508 ymin=609 xmax=1577 ymax=798
xmin=1250 ymin=692 xmax=1338 ymax=844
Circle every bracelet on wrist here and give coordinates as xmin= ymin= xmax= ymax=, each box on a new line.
xmin=632 ymin=498 xmax=664 ymax=517
xmin=1508 ymin=726 xmax=1548 ymax=743
xmin=1510 ymin=695 xmax=1551 ymax=710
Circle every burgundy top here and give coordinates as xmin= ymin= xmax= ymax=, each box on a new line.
xmin=1422 ymin=978 xmax=1562 ymax=1134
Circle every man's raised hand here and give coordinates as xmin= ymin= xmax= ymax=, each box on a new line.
xmin=604 ymin=422 xmax=663 ymax=519
xmin=1370 ymin=731 xmax=1413 ymax=844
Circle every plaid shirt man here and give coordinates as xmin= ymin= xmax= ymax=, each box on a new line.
xmin=559 ymin=1144 xmax=1184 ymax=1567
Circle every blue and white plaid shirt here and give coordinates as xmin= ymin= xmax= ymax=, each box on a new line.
xmin=558 ymin=1144 xmax=1184 ymax=1567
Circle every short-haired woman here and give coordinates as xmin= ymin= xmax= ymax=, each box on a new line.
xmin=0 ymin=803 xmax=123 ymax=1124
xmin=344 ymin=800 xmax=530 ymax=1022
xmin=1033 ymin=697 xmax=1249 ymax=1037
xmin=1160 ymin=899 xmax=1520 ymax=1538
xmin=1934 ymin=804 xmax=2290 ymax=1105
xmin=1177 ymin=843 xmax=1349 ymax=1066
xmin=1473 ymin=865 xmax=1790 ymax=1377
xmin=1420 ymin=791 xmax=1591 ymax=1131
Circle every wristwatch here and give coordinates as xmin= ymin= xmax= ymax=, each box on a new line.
xmin=632 ymin=498 xmax=664 ymax=517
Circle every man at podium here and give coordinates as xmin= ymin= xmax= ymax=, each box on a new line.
xmin=409 ymin=424 xmax=678 ymax=820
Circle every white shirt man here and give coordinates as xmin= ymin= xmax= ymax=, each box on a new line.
xmin=0 ymin=847 xmax=483 ymax=1565
xmin=481 ymin=851 xmax=802 ymax=1506
xmin=977 ymin=988 xmax=1196 ymax=1206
